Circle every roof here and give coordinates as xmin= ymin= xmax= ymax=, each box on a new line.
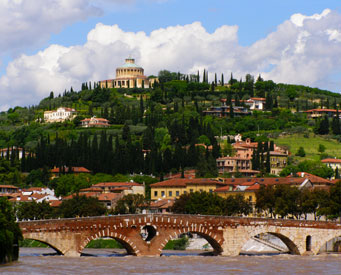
xmin=296 ymin=172 xmax=332 ymax=185
xmin=79 ymin=187 xmax=103 ymax=193
xmin=321 ymin=158 xmax=341 ymax=164
xmin=304 ymin=109 xmax=337 ymax=113
xmin=150 ymin=178 xmax=225 ymax=188
xmin=150 ymin=199 xmax=175 ymax=209
xmin=51 ymin=167 xmax=91 ymax=173
xmin=0 ymin=185 xmax=19 ymax=189
xmin=93 ymin=182 xmax=142 ymax=188
xmin=250 ymin=97 xmax=266 ymax=101
xmin=50 ymin=200 xmax=62 ymax=207
xmin=98 ymin=193 xmax=122 ymax=201
xmin=215 ymin=177 xmax=309 ymax=192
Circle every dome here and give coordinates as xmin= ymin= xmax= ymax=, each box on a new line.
xmin=117 ymin=58 xmax=142 ymax=69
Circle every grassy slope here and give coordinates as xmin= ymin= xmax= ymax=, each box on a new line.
xmin=273 ymin=134 xmax=341 ymax=162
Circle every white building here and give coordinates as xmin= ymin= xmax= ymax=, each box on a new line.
xmin=44 ymin=107 xmax=77 ymax=123
xmin=321 ymin=158 xmax=341 ymax=178
xmin=246 ymin=97 xmax=266 ymax=110
xmin=81 ymin=117 xmax=110 ymax=128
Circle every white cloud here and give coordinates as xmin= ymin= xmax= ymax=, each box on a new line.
xmin=1 ymin=8 xmax=341 ymax=111
xmin=0 ymin=0 xmax=166 ymax=57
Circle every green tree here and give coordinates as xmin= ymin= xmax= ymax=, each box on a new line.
xmin=318 ymin=144 xmax=326 ymax=154
xmin=114 ymin=194 xmax=146 ymax=214
xmin=295 ymin=146 xmax=306 ymax=157
xmin=0 ymin=198 xmax=22 ymax=263
xmin=58 ymin=194 xmax=106 ymax=218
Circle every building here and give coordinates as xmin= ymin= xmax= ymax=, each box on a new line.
xmin=150 ymin=178 xmax=226 ymax=200
xmin=0 ymin=147 xmax=28 ymax=160
xmin=321 ymin=158 xmax=341 ymax=178
xmin=44 ymin=107 xmax=77 ymax=123
xmin=215 ymin=177 xmax=313 ymax=206
xmin=92 ymin=182 xmax=145 ymax=196
xmin=0 ymin=185 xmax=19 ymax=194
xmin=245 ymin=97 xmax=266 ymax=110
xmin=81 ymin=117 xmax=110 ymax=128
xmin=216 ymin=156 xmax=259 ymax=177
xmin=270 ymin=151 xmax=288 ymax=176
xmin=203 ymin=105 xmax=251 ymax=118
xmin=304 ymin=109 xmax=338 ymax=119
xmin=50 ymin=166 xmax=91 ymax=179
xmin=99 ymin=57 xmax=158 ymax=89
xmin=217 ymin=138 xmax=288 ymax=176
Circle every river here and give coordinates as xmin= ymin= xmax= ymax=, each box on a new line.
xmin=1 ymin=248 xmax=340 ymax=274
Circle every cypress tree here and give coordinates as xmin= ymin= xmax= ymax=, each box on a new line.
xmin=221 ymin=73 xmax=224 ymax=86
xmin=214 ymin=73 xmax=217 ymax=86
xmin=332 ymin=110 xmax=340 ymax=135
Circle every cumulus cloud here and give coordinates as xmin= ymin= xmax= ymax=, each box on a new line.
xmin=0 ymin=0 xmax=166 ymax=57
xmin=1 ymin=8 xmax=341 ymax=110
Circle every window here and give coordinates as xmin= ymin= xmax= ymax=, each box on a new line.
xmin=190 ymin=189 xmax=194 ymax=193
xmin=183 ymin=191 xmax=187 ymax=195
xmin=169 ymin=191 xmax=172 ymax=197
xmin=154 ymin=191 xmax=158 ymax=197
xmin=161 ymin=191 xmax=165 ymax=197
xmin=249 ymin=196 xmax=252 ymax=202
xmin=199 ymin=189 xmax=203 ymax=192
xmin=176 ymin=191 xmax=179 ymax=196
xmin=209 ymin=189 xmax=213 ymax=193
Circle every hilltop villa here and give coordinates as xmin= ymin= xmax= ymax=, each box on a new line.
xmin=44 ymin=107 xmax=77 ymax=123
xmin=99 ymin=57 xmax=158 ymax=89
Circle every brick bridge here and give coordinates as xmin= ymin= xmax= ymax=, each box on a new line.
xmin=19 ymin=214 xmax=341 ymax=257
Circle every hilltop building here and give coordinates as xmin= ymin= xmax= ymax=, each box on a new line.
xmin=44 ymin=107 xmax=77 ymax=123
xmin=99 ymin=57 xmax=158 ymax=89
xmin=81 ymin=116 xmax=110 ymax=128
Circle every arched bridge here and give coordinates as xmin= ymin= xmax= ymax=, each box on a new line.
xmin=19 ymin=214 xmax=341 ymax=257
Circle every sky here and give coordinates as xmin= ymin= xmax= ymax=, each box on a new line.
xmin=1 ymin=0 xmax=341 ymax=111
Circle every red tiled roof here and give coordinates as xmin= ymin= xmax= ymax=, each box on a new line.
xmin=321 ymin=158 xmax=341 ymax=164
xmin=93 ymin=182 xmax=141 ymax=188
xmin=296 ymin=172 xmax=332 ymax=184
xmin=304 ymin=109 xmax=337 ymax=113
xmin=250 ymin=97 xmax=266 ymax=101
xmin=98 ymin=193 xmax=121 ymax=201
xmin=50 ymin=200 xmax=62 ymax=207
xmin=51 ymin=167 xmax=91 ymax=173
xmin=0 ymin=185 xmax=19 ymax=189
xmin=150 ymin=199 xmax=175 ymax=209
xmin=150 ymin=178 xmax=225 ymax=188
xmin=79 ymin=187 xmax=102 ymax=193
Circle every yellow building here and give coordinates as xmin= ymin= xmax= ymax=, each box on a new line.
xmin=99 ymin=57 xmax=158 ymax=89
xmin=270 ymin=151 xmax=288 ymax=176
xmin=150 ymin=178 xmax=226 ymax=200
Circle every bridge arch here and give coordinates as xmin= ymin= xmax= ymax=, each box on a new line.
xmin=242 ymin=229 xmax=300 ymax=255
xmin=317 ymin=232 xmax=341 ymax=254
xmin=22 ymin=235 xmax=63 ymax=255
xmin=79 ymin=230 xmax=138 ymax=255
xmin=160 ymin=227 xmax=223 ymax=255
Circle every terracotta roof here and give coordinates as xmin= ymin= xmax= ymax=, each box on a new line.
xmin=250 ymin=97 xmax=266 ymax=101
xmin=93 ymin=182 xmax=141 ymax=188
xmin=321 ymin=158 xmax=341 ymax=164
xmin=304 ymin=109 xmax=337 ymax=113
xmin=0 ymin=185 xmax=19 ymax=189
xmin=79 ymin=187 xmax=103 ymax=193
xmin=50 ymin=200 xmax=62 ymax=207
xmin=217 ymin=156 xmax=251 ymax=161
xmin=217 ymin=177 xmax=308 ymax=191
xmin=150 ymin=178 xmax=225 ymax=188
xmin=51 ymin=167 xmax=91 ymax=173
xmin=246 ymin=184 xmax=261 ymax=191
xmin=296 ymin=172 xmax=332 ymax=184
xmin=150 ymin=199 xmax=175 ymax=209
xmin=98 ymin=193 xmax=122 ymax=201
xmin=63 ymin=192 xmax=98 ymax=200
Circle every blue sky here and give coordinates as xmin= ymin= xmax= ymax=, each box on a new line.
xmin=1 ymin=0 xmax=341 ymax=110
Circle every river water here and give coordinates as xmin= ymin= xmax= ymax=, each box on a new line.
xmin=1 ymin=248 xmax=340 ymax=274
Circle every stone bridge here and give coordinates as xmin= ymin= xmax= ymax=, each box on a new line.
xmin=19 ymin=214 xmax=341 ymax=257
